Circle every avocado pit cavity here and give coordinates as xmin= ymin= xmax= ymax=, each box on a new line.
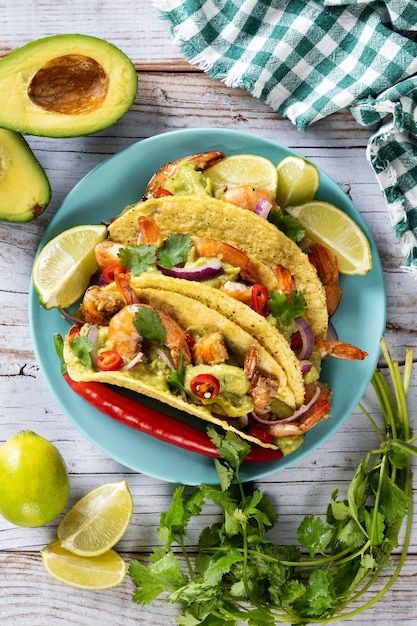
xmin=28 ymin=54 xmax=108 ymax=115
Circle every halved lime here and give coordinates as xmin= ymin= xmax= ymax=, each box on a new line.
xmin=276 ymin=156 xmax=319 ymax=208
xmin=205 ymin=153 xmax=278 ymax=196
xmin=57 ymin=481 xmax=133 ymax=557
xmin=286 ymin=201 xmax=372 ymax=275
xmin=32 ymin=224 xmax=107 ymax=309
xmin=41 ymin=539 xmax=126 ymax=590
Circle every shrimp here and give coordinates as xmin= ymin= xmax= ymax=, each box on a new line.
xmin=222 ymin=185 xmax=276 ymax=212
xmin=138 ymin=215 xmax=163 ymax=247
xmin=219 ymin=280 xmax=253 ymax=305
xmin=244 ymin=344 xmax=281 ymax=415
xmin=271 ymin=264 xmax=296 ymax=297
xmin=107 ymin=302 xmax=192 ymax=367
xmin=107 ymin=303 xmax=144 ymax=363
xmin=192 ymin=237 xmax=259 ymax=283
xmin=315 ymin=339 xmax=368 ymax=361
xmin=95 ymin=240 xmax=124 ymax=270
xmin=264 ymin=382 xmax=331 ymax=437
xmin=81 ymin=285 xmax=123 ymax=325
xmin=192 ymin=332 xmax=229 ymax=365
xmin=144 ymin=151 xmax=225 ymax=198
xmin=308 ymin=243 xmax=342 ymax=317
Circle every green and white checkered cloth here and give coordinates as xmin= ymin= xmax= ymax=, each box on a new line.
xmin=153 ymin=0 xmax=417 ymax=273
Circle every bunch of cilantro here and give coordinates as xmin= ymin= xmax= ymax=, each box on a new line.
xmin=129 ymin=339 xmax=415 ymax=624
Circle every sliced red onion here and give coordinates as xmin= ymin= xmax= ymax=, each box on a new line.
xmin=89 ymin=271 xmax=107 ymax=287
xmin=250 ymin=385 xmax=321 ymax=426
xmin=58 ymin=308 xmax=83 ymax=326
xmin=124 ymin=351 xmax=145 ymax=371
xmin=87 ymin=325 xmax=100 ymax=364
xmin=299 ymin=359 xmax=313 ymax=375
xmin=154 ymin=346 xmax=175 ymax=369
xmin=254 ymin=197 xmax=273 ymax=219
xmin=157 ymin=259 xmax=224 ymax=282
xmin=136 ymin=231 xmax=143 ymax=245
xmin=294 ymin=316 xmax=314 ymax=361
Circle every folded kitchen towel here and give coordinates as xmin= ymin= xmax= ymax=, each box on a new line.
xmin=153 ymin=0 xmax=417 ymax=273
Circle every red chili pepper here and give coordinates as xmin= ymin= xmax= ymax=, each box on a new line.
xmin=155 ymin=188 xmax=174 ymax=198
xmin=247 ymin=425 xmax=273 ymax=444
xmin=251 ymin=284 xmax=270 ymax=317
xmin=190 ymin=374 xmax=221 ymax=400
xmin=291 ymin=332 xmax=303 ymax=351
xmin=102 ymin=262 xmax=124 ymax=284
xmin=68 ymin=326 xmax=81 ymax=340
xmin=96 ymin=350 xmax=124 ymax=371
xmin=185 ymin=333 xmax=196 ymax=349
xmin=63 ymin=373 xmax=283 ymax=463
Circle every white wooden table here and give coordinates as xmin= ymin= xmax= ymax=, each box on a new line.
xmin=1 ymin=2 xmax=416 ymax=624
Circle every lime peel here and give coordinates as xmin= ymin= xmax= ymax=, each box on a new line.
xmin=286 ymin=200 xmax=372 ymax=275
xmin=32 ymin=223 xmax=107 ymax=309
xmin=41 ymin=539 xmax=127 ymax=590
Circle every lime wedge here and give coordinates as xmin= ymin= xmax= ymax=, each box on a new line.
xmin=205 ymin=153 xmax=278 ymax=196
xmin=276 ymin=156 xmax=319 ymax=208
xmin=41 ymin=539 xmax=126 ymax=590
xmin=286 ymin=201 xmax=372 ymax=275
xmin=32 ymin=224 xmax=107 ymax=309
xmin=57 ymin=481 xmax=133 ymax=557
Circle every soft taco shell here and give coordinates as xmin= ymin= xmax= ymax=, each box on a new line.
xmin=64 ymin=288 xmax=299 ymax=450
xmin=108 ymin=195 xmax=328 ymax=339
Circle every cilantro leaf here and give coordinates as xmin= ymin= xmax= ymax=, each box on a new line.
xmin=375 ymin=473 xmax=411 ymax=525
xmin=167 ymin=352 xmax=186 ymax=394
xmin=268 ymin=208 xmax=305 ymax=242
xmin=118 ymin=244 xmax=157 ymax=276
xmin=297 ymin=515 xmax=333 ymax=557
xmin=305 ymin=569 xmax=336 ymax=616
xmin=133 ymin=308 xmax=167 ymax=344
xmin=157 ymin=232 xmax=192 ymax=269
xmin=70 ymin=335 xmax=92 ymax=370
xmin=268 ymin=290 xmax=307 ymax=324
xmin=203 ymin=549 xmax=243 ymax=586
xmin=129 ymin=552 xmax=187 ymax=604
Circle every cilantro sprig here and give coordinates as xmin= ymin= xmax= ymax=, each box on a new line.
xmin=118 ymin=232 xmax=193 ymax=276
xmin=129 ymin=338 xmax=415 ymax=624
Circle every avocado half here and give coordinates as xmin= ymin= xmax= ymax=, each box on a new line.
xmin=0 ymin=129 xmax=51 ymax=222
xmin=0 ymin=34 xmax=138 ymax=137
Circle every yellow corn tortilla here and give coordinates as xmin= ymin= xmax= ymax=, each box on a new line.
xmin=64 ymin=288 xmax=300 ymax=451
xmin=108 ymin=195 xmax=328 ymax=339
xmin=130 ymin=273 xmax=305 ymax=406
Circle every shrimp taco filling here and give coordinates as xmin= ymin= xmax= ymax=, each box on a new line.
xmin=64 ymin=286 xmax=329 ymax=453
xmin=61 ymin=151 xmax=369 ymax=455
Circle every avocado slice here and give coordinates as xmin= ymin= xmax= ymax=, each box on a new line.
xmin=0 ymin=128 xmax=51 ymax=222
xmin=0 ymin=34 xmax=137 ymax=137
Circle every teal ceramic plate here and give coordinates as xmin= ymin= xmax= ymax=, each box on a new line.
xmin=29 ymin=128 xmax=386 ymax=485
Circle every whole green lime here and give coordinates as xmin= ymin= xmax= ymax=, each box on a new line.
xmin=0 ymin=431 xmax=70 ymax=527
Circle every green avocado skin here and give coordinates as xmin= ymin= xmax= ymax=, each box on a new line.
xmin=0 ymin=34 xmax=138 ymax=138
xmin=0 ymin=129 xmax=51 ymax=223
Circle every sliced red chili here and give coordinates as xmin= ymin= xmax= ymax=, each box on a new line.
xmin=291 ymin=332 xmax=303 ymax=351
xmin=155 ymin=188 xmax=174 ymax=198
xmin=68 ymin=325 xmax=81 ymax=341
xmin=190 ymin=374 xmax=220 ymax=400
xmin=96 ymin=350 xmax=124 ymax=371
xmin=185 ymin=333 xmax=196 ymax=349
xmin=102 ymin=262 xmax=125 ymax=284
xmin=251 ymin=284 xmax=270 ymax=317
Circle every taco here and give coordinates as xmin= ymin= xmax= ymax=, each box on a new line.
xmin=64 ymin=285 xmax=316 ymax=452
xmin=107 ymin=194 xmax=329 ymax=340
